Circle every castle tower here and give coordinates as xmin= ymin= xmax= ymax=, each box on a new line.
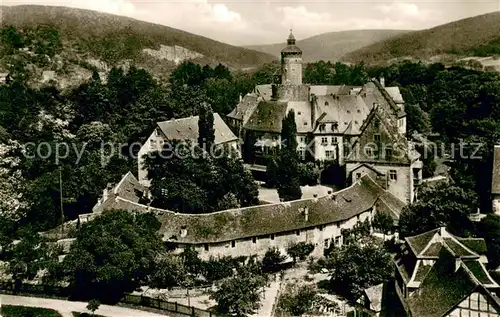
xmin=281 ymin=29 xmax=302 ymax=85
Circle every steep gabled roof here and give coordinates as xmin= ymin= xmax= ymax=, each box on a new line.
xmin=492 ymin=145 xmax=500 ymax=195
xmin=406 ymin=228 xmax=481 ymax=259
xmin=157 ymin=113 xmax=238 ymax=144
xmin=243 ymin=100 xmax=288 ymax=133
xmin=407 ymin=248 xmax=478 ymax=317
xmin=227 ymin=94 xmax=259 ymax=120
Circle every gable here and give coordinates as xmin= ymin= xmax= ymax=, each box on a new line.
xmin=346 ymin=107 xmax=410 ymax=164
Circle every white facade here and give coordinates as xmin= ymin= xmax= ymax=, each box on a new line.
xmin=182 ymin=208 xmax=374 ymax=261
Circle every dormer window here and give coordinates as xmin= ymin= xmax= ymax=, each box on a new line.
xmin=332 ymin=123 xmax=338 ymax=131
xmin=347 ymin=110 xmax=351 ymax=114
xmin=319 ymin=124 xmax=326 ymax=132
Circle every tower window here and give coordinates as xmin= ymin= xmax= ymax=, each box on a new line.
xmin=374 ymin=134 xmax=381 ymax=143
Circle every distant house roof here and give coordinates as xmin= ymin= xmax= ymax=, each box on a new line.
xmin=100 ymin=175 xmax=406 ymax=244
xmin=93 ymin=171 xmax=147 ymax=213
xmin=244 ymin=100 xmax=288 ymax=133
xmin=157 ymin=113 xmax=238 ymax=144
xmin=227 ymin=94 xmax=259 ymax=121
xmin=492 ymin=145 xmax=500 ymax=195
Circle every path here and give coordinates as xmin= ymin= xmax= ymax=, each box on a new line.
xmin=252 ymin=278 xmax=281 ymax=317
xmin=1 ymin=294 xmax=169 ymax=317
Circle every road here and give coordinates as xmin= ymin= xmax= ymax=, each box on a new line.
xmin=1 ymin=294 xmax=169 ymax=317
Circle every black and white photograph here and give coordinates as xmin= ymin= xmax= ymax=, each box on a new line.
xmin=0 ymin=0 xmax=499 ymax=316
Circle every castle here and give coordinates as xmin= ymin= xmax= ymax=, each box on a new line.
xmin=227 ymin=31 xmax=422 ymax=204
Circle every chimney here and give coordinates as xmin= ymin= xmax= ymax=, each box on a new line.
xmin=239 ymin=94 xmax=242 ymax=102
xmin=380 ymin=76 xmax=385 ymax=87
xmin=439 ymin=226 xmax=447 ymax=236
xmin=304 ymin=207 xmax=309 ymax=221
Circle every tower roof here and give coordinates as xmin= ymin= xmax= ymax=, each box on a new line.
xmin=281 ymin=29 xmax=302 ymax=55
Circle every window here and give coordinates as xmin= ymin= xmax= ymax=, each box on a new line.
xmin=354 ymin=120 xmax=359 ymax=125
xmin=357 ymin=109 xmax=361 ymax=113
xmin=252 ymin=237 xmax=257 ymax=244
xmin=325 ymin=150 xmax=334 ymax=159
xmin=324 ymin=239 xmax=329 ymax=248
xmin=347 ymin=110 xmax=351 ymax=114
xmin=357 ymin=215 xmax=360 ymax=221
xmin=325 ymin=101 xmax=329 ymax=106
xmin=331 ymin=137 xmax=338 ymax=145
xmin=356 ymin=173 xmax=361 ymax=179
xmin=150 ymin=139 xmax=157 ymax=149
xmin=321 ymin=137 xmax=328 ymax=145
xmin=298 ymin=111 xmax=301 ymax=115
xmin=296 ymin=230 xmax=300 ymax=236
xmin=231 ymin=240 xmax=236 ymax=248
xmin=332 ymin=123 xmax=338 ymax=131
xmin=318 ymin=225 xmax=323 ymax=231
xmin=374 ymin=134 xmax=381 ymax=143
xmin=154 ymin=129 xmax=159 ymax=136
xmin=374 ymin=118 xmax=380 ymax=129
xmin=304 ymin=122 xmax=308 ymax=126
xmin=204 ymin=244 xmax=209 ymax=251
xmin=270 ymin=234 xmax=275 ymax=240
xmin=299 ymin=137 xmax=305 ymax=142
xmin=334 ymin=236 xmax=341 ymax=246
xmin=337 ymin=222 xmax=340 ymax=228
xmin=319 ymin=124 xmax=326 ymax=132
xmin=390 ymin=170 xmax=397 ymax=181
xmin=298 ymin=149 xmax=306 ymax=160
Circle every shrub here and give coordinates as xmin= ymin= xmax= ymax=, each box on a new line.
xmin=287 ymin=242 xmax=315 ymax=263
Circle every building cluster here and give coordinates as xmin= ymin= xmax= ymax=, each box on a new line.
xmin=227 ymin=31 xmax=422 ymax=204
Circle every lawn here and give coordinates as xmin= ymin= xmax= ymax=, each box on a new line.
xmin=2 ymin=305 xmax=62 ymax=317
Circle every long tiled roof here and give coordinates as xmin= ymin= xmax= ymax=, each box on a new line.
xmin=157 ymin=113 xmax=237 ymax=144
xmin=492 ymin=145 xmax=500 ymax=195
xmin=100 ymin=175 xmax=406 ymax=244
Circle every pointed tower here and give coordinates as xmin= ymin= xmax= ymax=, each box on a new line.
xmin=281 ymin=29 xmax=302 ymax=85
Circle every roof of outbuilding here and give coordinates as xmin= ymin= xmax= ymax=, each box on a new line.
xmin=102 ymin=175 xmax=405 ymax=244
xmin=227 ymin=94 xmax=259 ymax=120
xmin=157 ymin=113 xmax=238 ymax=144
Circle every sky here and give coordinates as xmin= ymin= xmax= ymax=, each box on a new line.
xmin=2 ymin=0 xmax=500 ymax=45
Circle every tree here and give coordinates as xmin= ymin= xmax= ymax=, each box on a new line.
xmin=60 ymin=211 xmax=163 ymax=303
xmin=262 ymin=247 xmax=286 ymax=273
xmin=277 ymin=110 xmax=301 ymax=201
xmin=399 ymin=183 xmax=476 ymax=238
xmin=286 ymin=242 xmax=314 ymax=263
xmin=197 ymin=102 xmax=215 ymax=151
xmin=326 ymin=240 xmax=393 ymax=300
xmin=203 ymin=256 xmax=234 ymax=282
xmin=372 ymin=212 xmax=393 ymax=237
xmin=210 ymin=270 xmax=266 ymax=316
xmin=278 ymin=284 xmax=318 ymax=316
xmin=86 ymin=299 xmax=100 ymax=316
xmin=477 ymin=214 xmax=500 ymax=269
xmin=149 ymin=253 xmax=187 ymax=289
